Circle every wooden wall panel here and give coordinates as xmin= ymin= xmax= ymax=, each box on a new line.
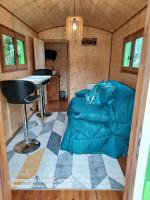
xmin=123 ymin=2 xmax=150 ymax=198
xmin=69 ymin=27 xmax=111 ymax=98
xmin=0 ymin=6 xmax=37 ymax=142
xmin=0 ymin=91 xmax=12 ymax=200
xmin=38 ymin=26 xmax=111 ymax=99
xmin=39 ymin=26 xmax=66 ymax=41
xmin=110 ymin=9 xmax=147 ymax=88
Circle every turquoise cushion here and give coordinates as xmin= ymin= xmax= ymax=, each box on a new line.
xmin=75 ymin=89 xmax=90 ymax=97
xmin=98 ymin=81 xmax=116 ymax=104
xmin=85 ymin=81 xmax=116 ymax=105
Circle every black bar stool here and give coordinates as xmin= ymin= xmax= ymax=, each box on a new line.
xmin=1 ymin=80 xmax=40 ymax=154
xmin=33 ymin=69 xmax=52 ymax=118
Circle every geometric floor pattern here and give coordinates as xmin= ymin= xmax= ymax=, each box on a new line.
xmin=7 ymin=112 xmax=125 ymax=190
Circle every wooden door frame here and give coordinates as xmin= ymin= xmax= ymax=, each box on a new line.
xmin=0 ymin=92 xmax=12 ymax=200
xmin=123 ymin=0 xmax=150 ymax=199
xmin=0 ymin=2 xmax=150 ymax=200
xmin=44 ymin=39 xmax=70 ymax=101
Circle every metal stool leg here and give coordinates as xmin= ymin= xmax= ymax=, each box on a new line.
xmin=14 ymin=105 xmax=40 ymax=154
xmin=36 ymin=85 xmax=52 ymax=119
xmin=36 ymin=85 xmax=45 ymax=119
xmin=24 ymin=104 xmax=29 ymax=143
xmin=43 ymin=86 xmax=52 ymax=117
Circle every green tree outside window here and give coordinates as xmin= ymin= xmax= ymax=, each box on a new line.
xmin=2 ymin=34 xmax=15 ymax=65
xmin=17 ymin=39 xmax=25 ymax=65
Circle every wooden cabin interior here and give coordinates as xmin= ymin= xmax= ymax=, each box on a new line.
xmin=0 ymin=0 xmax=150 ymax=200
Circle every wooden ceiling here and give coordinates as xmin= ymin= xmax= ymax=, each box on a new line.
xmin=0 ymin=0 xmax=148 ymax=33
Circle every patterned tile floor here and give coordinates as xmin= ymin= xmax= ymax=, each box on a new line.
xmin=7 ymin=112 xmax=125 ymax=190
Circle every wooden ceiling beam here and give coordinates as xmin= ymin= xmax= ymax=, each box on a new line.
xmin=38 ymin=24 xmax=113 ymax=34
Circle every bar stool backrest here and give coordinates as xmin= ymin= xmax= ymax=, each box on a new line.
xmin=33 ymin=69 xmax=52 ymax=76
xmin=33 ymin=69 xmax=52 ymax=85
xmin=1 ymin=80 xmax=36 ymax=104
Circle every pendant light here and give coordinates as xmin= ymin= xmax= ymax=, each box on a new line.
xmin=66 ymin=0 xmax=83 ymax=40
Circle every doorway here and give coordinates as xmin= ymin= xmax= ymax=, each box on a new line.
xmin=45 ymin=41 xmax=69 ymax=112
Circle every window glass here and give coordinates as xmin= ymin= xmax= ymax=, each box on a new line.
xmin=132 ymin=37 xmax=143 ymax=68
xmin=123 ymin=41 xmax=132 ymax=67
xmin=17 ymin=39 xmax=25 ymax=65
xmin=2 ymin=34 xmax=15 ymax=65
xmin=142 ymin=149 xmax=150 ymax=200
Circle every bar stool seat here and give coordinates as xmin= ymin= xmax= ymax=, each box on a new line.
xmin=1 ymin=80 xmax=40 ymax=154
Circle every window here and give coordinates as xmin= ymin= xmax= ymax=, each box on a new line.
xmin=121 ymin=29 xmax=144 ymax=74
xmin=0 ymin=25 xmax=27 ymax=72
xmin=132 ymin=37 xmax=143 ymax=68
xmin=17 ymin=40 xmax=25 ymax=65
xmin=16 ymin=34 xmax=26 ymax=69
xmin=2 ymin=34 xmax=15 ymax=66
xmin=122 ymin=41 xmax=132 ymax=67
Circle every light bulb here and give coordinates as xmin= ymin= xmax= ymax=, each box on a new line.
xmin=72 ymin=21 xmax=77 ymax=31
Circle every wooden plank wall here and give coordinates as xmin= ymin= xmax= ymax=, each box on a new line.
xmin=0 ymin=5 xmax=37 ymax=142
xmin=110 ymin=8 xmax=147 ymax=88
xmin=0 ymin=93 xmax=12 ymax=200
xmin=38 ymin=26 xmax=112 ymax=98
xmin=123 ymin=2 xmax=150 ymax=198
xmin=69 ymin=27 xmax=111 ymax=98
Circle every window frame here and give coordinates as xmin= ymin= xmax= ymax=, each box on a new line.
xmin=0 ymin=24 xmax=27 ymax=72
xmin=121 ymin=28 xmax=144 ymax=74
